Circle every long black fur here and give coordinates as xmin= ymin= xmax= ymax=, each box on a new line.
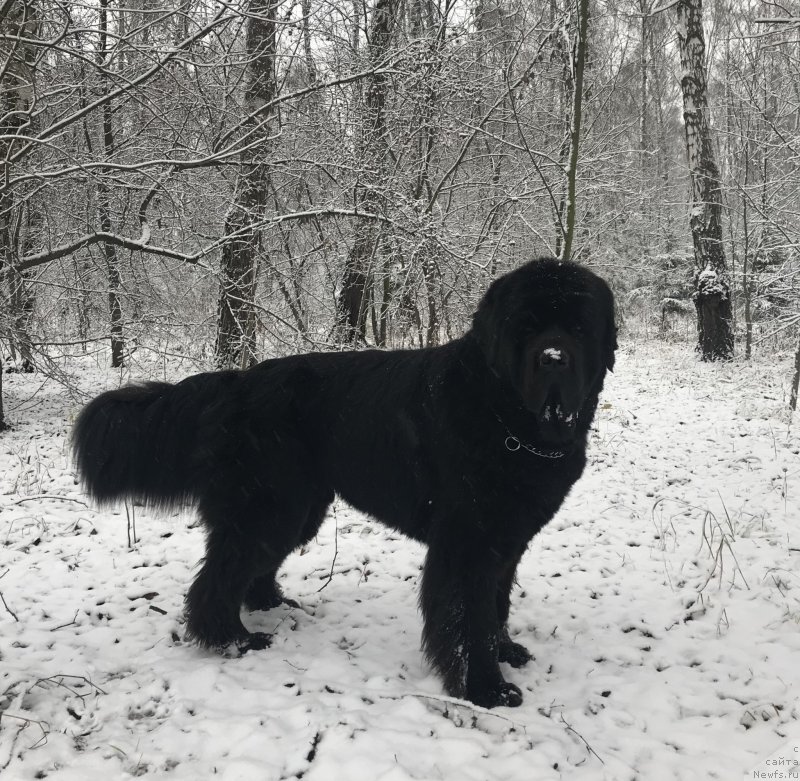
xmin=72 ymin=257 xmax=616 ymax=708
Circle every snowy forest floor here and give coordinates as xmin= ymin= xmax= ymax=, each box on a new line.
xmin=1 ymin=339 xmax=799 ymax=781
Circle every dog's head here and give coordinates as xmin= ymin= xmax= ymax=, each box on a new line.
xmin=471 ymin=257 xmax=617 ymax=448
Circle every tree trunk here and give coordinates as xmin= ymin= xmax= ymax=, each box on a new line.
xmin=741 ymin=140 xmax=753 ymax=360
xmin=559 ymin=0 xmax=590 ymax=262
xmin=215 ymin=0 xmax=277 ymax=369
xmin=0 ymin=358 xmax=5 ymax=431
xmin=553 ymin=7 xmax=572 ymax=259
xmin=336 ymin=0 xmax=395 ymax=344
xmin=8 ymin=264 xmax=35 ymax=371
xmin=411 ymin=0 xmax=442 ymax=346
xmin=676 ymin=0 xmax=734 ymax=361
xmin=301 ymin=0 xmax=317 ymax=85
xmin=97 ymin=0 xmax=125 ymax=368
xmin=422 ymin=253 xmax=439 ymax=346
xmin=791 ymin=328 xmax=800 ymax=413
xmin=1 ymin=0 xmax=38 ymax=374
xmin=639 ymin=2 xmax=649 ymax=174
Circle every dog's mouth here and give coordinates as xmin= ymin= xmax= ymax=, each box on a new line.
xmin=540 ymin=400 xmax=577 ymax=426
xmin=535 ymin=388 xmax=579 ymax=445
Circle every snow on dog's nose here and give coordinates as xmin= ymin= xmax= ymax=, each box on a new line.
xmin=539 ymin=347 xmax=570 ymax=370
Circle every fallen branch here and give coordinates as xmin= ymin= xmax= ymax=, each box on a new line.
xmin=559 ymin=713 xmax=604 ymax=765
xmin=11 ymin=495 xmax=88 ymax=507
xmin=0 ymin=591 xmax=18 ymax=622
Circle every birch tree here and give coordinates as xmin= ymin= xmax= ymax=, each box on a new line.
xmin=676 ymin=0 xmax=734 ymax=360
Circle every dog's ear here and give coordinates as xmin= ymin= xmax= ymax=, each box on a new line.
xmin=600 ymin=282 xmax=618 ymax=373
xmin=605 ymin=320 xmax=618 ymax=372
xmin=471 ymin=275 xmax=510 ymax=370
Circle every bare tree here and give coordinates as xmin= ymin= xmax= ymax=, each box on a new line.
xmin=96 ymin=0 xmax=125 ymax=367
xmin=559 ymin=0 xmax=590 ymax=261
xmin=336 ymin=0 xmax=396 ymax=344
xmin=215 ymin=0 xmax=279 ymax=369
xmin=1 ymin=0 xmax=38 ymax=373
xmin=791 ymin=330 xmax=800 ymax=412
xmin=676 ymin=0 xmax=734 ymax=360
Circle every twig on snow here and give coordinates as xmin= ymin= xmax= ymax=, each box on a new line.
xmin=559 ymin=713 xmax=604 ymax=765
xmin=317 ymin=512 xmax=339 ymax=593
xmin=34 ymin=674 xmax=107 ymax=698
xmin=403 ymin=692 xmax=523 ymax=728
xmin=0 ymin=591 xmax=18 ymax=621
xmin=49 ymin=610 xmax=80 ymax=631
xmin=125 ymin=500 xmax=137 ymax=548
xmin=0 ymin=712 xmax=50 ymax=751
xmin=10 ymin=495 xmax=88 ymax=507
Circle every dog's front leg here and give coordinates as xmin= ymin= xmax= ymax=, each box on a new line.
xmin=420 ymin=537 xmax=523 ymax=708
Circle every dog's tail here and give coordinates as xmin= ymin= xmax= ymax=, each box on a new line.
xmin=71 ymin=372 xmax=237 ymax=509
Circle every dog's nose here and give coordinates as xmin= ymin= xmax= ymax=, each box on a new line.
xmin=539 ymin=347 xmax=570 ymax=369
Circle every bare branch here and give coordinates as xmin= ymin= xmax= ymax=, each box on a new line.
xmin=17 ymin=232 xmax=198 ymax=272
xmin=18 ymin=209 xmax=396 ymax=272
xmin=7 ymin=6 xmax=238 ymax=164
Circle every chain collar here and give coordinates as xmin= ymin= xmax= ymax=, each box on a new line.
xmin=496 ymin=414 xmax=567 ymax=459
xmin=504 ymin=434 xmax=566 ymax=459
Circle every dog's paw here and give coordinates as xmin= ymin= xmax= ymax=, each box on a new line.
xmin=244 ymin=581 xmax=300 ymax=612
xmin=469 ymin=680 xmax=523 ymax=709
xmin=499 ymin=638 xmax=532 ymax=668
xmin=244 ymin=593 xmax=300 ymax=612
xmin=235 ymin=631 xmax=272 ymax=655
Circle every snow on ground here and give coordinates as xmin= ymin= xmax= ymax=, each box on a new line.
xmin=1 ymin=340 xmax=799 ymax=781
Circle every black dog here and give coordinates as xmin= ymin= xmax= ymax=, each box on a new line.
xmin=72 ymin=257 xmax=616 ymax=708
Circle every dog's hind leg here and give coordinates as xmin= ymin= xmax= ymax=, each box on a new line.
xmin=243 ymin=488 xmax=333 ymax=612
xmin=184 ymin=487 xmax=307 ymax=653
xmin=184 ymin=523 xmax=272 ymax=652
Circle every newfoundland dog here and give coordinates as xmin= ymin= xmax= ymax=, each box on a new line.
xmin=72 ymin=257 xmax=616 ymax=708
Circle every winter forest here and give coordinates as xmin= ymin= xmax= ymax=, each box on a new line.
xmin=2 ymin=1 xmax=800 ymax=779
xmin=1 ymin=0 xmax=799 ymax=393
